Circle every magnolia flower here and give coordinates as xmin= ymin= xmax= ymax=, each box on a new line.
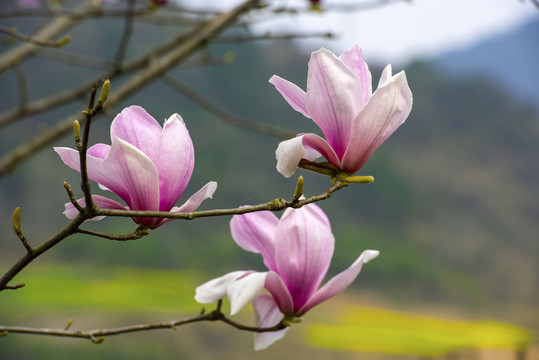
xmin=195 ymin=203 xmax=378 ymax=350
xmin=270 ymin=46 xmax=413 ymax=177
xmin=54 ymin=105 xmax=216 ymax=229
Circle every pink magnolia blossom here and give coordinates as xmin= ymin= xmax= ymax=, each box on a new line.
xmin=195 ymin=203 xmax=378 ymax=349
xmin=54 ymin=105 xmax=216 ymax=229
xmin=270 ymin=46 xmax=413 ymax=177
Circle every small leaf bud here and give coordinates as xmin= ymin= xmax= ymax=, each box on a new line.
xmin=12 ymin=207 xmax=21 ymax=236
xmin=97 ymin=80 xmax=110 ymax=107
xmin=293 ymin=176 xmax=304 ymax=201
xmin=345 ymin=175 xmax=374 ymax=184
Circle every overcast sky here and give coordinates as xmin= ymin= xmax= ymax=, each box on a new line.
xmin=184 ymin=0 xmax=539 ymax=64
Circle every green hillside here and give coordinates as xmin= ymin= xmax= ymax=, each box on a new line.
xmin=1 ymin=39 xmax=538 ymax=358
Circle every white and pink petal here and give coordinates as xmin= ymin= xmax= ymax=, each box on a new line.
xmin=253 ymin=294 xmax=288 ymax=350
xmin=227 ymin=272 xmax=268 ymax=316
xmin=195 ymin=270 xmax=249 ymax=305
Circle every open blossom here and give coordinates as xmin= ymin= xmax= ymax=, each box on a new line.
xmin=54 ymin=105 xmax=216 ymax=229
xmin=195 ymin=203 xmax=379 ymax=350
xmin=270 ymin=46 xmax=413 ymax=177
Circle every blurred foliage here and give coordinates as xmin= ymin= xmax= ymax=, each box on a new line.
xmin=1 ymin=264 xmax=532 ymax=359
xmin=305 ymin=305 xmax=532 ymax=357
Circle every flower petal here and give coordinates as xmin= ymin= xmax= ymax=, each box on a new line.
xmin=104 ymin=137 xmax=160 ymax=215
xmin=301 ymin=133 xmax=341 ymax=167
xmin=378 ymin=64 xmax=394 ymax=87
xmin=275 ymin=203 xmax=334 ymax=312
xmin=54 ymin=146 xmax=130 ymax=202
xmin=306 ymin=48 xmax=365 ymax=158
xmin=156 ymin=181 xmax=217 ymax=228
xmin=253 ymin=294 xmax=288 ymax=350
xmin=339 ymin=45 xmax=372 ymax=105
xmin=265 ymin=271 xmax=294 ymax=315
xmin=169 ymin=181 xmax=217 ymax=213
xmin=155 ymin=113 xmax=195 ymax=211
xmin=296 ymin=249 xmax=379 ymax=316
xmin=341 ymin=70 xmax=412 ymax=174
xmin=63 ymin=194 xmax=127 ymax=220
xmin=230 ymin=211 xmax=279 ymax=271
xmin=110 ymin=106 xmax=162 ymax=163
xmin=269 ymin=75 xmax=309 ymax=118
xmin=275 ymin=134 xmax=340 ymax=178
xmin=275 ymin=136 xmax=308 ymax=178
xmin=87 ymin=143 xmax=110 ymax=159
xmin=195 ymin=270 xmax=248 ymax=304
xmin=228 ymin=272 xmax=268 ymax=316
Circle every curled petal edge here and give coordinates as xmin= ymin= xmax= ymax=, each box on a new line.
xmin=195 ymin=270 xmax=248 ymax=304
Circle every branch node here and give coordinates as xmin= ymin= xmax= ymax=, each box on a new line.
xmin=90 ymin=335 xmax=105 ymax=344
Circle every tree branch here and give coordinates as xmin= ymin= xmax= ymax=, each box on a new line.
xmin=0 ymin=25 xmax=70 ymax=48
xmin=0 ymin=304 xmax=287 ymax=343
xmin=0 ymin=0 xmax=260 ymax=176
xmin=161 ymin=74 xmax=297 ymax=140
xmin=0 ymin=0 xmax=94 ymax=73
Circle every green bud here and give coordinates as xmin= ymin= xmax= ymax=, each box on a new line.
xmin=293 ymin=176 xmax=304 ymax=201
xmin=222 ymin=51 xmax=235 ymax=65
xmin=97 ymin=80 xmax=110 ymax=107
xmin=12 ymin=207 xmax=21 ymax=235
xmin=345 ymin=175 xmax=374 ymax=184
xmin=55 ymin=35 xmax=71 ymax=47
xmin=73 ymin=120 xmax=81 ymax=144
xmin=91 ymin=336 xmax=105 ymax=344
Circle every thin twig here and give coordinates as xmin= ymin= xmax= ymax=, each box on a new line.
xmin=0 ymin=0 xmax=94 ymax=73
xmin=12 ymin=62 xmax=29 ymax=109
xmin=0 ymin=0 xmax=259 ymax=176
xmin=112 ymin=0 xmax=136 ymax=72
xmin=212 ymin=31 xmax=335 ymax=43
xmin=35 ymin=48 xmax=112 ymax=69
xmin=76 ymin=225 xmax=150 ymax=242
xmin=161 ymin=74 xmax=297 ymax=140
xmin=0 ymin=305 xmax=287 ymax=342
xmin=93 ymin=177 xmax=349 ymax=221
xmin=0 ymin=5 xmax=153 ymax=20
xmin=0 ymin=212 xmax=87 ymax=290
xmin=0 ymin=25 xmax=69 ymax=48
xmin=63 ymin=182 xmax=84 ymax=213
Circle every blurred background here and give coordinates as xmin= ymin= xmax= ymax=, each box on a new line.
xmin=0 ymin=0 xmax=538 ymax=359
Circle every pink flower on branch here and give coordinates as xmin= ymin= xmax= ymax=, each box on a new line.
xmin=195 ymin=203 xmax=378 ymax=349
xmin=271 ymin=46 xmax=413 ymax=177
xmin=55 ymin=105 xmax=216 ymax=229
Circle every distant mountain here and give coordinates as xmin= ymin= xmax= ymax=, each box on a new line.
xmin=434 ymin=17 xmax=539 ymax=109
